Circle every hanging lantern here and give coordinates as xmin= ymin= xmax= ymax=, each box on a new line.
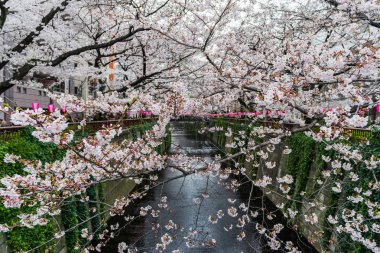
xmin=47 ymin=104 xmax=55 ymax=113
xmin=60 ymin=107 xmax=67 ymax=114
xmin=376 ymin=104 xmax=380 ymax=113
xmin=31 ymin=102 xmax=40 ymax=111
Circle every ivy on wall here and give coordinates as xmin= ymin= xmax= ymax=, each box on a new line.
xmin=311 ymin=142 xmax=340 ymax=249
xmin=0 ymin=127 xmax=65 ymax=252
xmin=87 ymin=186 xmax=102 ymax=239
xmin=285 ymin=133 xmax=315 ymax=210
xmin=61 ymin=198 xmax=80 ymax=253
xmin=204 ymin=119 xmax=379 ymax=253
xmin=97 ymin=183 xmax=107 ymax=228
xmin=0 ymin=122 xmax=158 ymax=252
xmin=335 ymin=131 xmax=380 ymax=253
xmin=75 ymin=195 xmax=89 ymax=248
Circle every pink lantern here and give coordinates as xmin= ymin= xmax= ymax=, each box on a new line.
xmin=60 ymin=107 xmax=67 ymax=114
xmin=47 ymin=104 xmax=55 ymax=113
xmin=31 ymin=102 xmax=40 ymax=111
xmin=376 ymin=104 xmax=380 ymax=113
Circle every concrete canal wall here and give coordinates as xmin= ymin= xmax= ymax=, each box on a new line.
xmin=201 ymin=120 xmax=341 ymax=253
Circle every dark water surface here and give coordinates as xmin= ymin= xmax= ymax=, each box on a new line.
xmin=94 ymin=121 xmax=318 ymax=253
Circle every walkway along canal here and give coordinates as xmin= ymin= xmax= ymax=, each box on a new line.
xmin=92 ymin=121 xmax=318 ymax=253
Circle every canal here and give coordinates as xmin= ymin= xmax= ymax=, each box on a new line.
xmin=93 ymin=121 xmax=318 ymax=253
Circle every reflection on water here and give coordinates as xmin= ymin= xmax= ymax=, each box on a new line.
xmin=93 ymin=121 xmax=318 ymax=253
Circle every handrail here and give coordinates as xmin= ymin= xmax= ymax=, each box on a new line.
xmin=0 ymin=117 xmax=158 ymax=141
xmin=0 ymin=117 xmax=158 ymax=132
xmin=205 ymin=117 xmax=374 ymax=140
xmin=227 ymin=118 xmax=372 ymax=132
xmin=0 ymin=126 xmax=25 ymax=132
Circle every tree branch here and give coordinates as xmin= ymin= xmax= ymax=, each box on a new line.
xmin=324 ymin=0 xmax=380 ymax=28
xmin=0 ymin=0 xmax=73 ymax=70
xmin=0 ymin=27 xmax=149 ymax=94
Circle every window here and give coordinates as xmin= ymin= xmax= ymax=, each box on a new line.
xmin=52 ymin=83 xmax=65 ymax=93
xmin=23 ymin=88 xmax=27 ymax=94
xmin=16 ymin=87 xmax=21 ymax=93
xmin=39 ymin=91 xmax=42 ymax=96
xmin=74 ymin=86 xmax=82 ymax=97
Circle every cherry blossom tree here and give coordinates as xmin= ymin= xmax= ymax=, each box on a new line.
xmin=0 ymin=0 xmax=379 ymax=252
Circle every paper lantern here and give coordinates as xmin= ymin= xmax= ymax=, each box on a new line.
xmin=47 ymin=104 xmax=55 ymax=113
xmin=376 ymin=104 xmax=380 ymax=113
xmin=60 ymin=107 xmax=67 ymax=114
xmin=31 ymin=102 xmax=40 ymax=111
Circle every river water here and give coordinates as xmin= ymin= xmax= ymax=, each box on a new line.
xmin=94 ymin=121 xmax=318 ymax=253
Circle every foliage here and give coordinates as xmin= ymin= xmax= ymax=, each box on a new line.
xmin=285 ymin=133 xmax=315 ymax=210
xmin=0 ymin=127 xmax=64 ymax=252
xmin=97 ymin=183 xmax=106 ymax=228
xmin=5 ymin=223 xmax=56 ymax=253
xmin=76 ymin=195 xmax=90 ymax=248
xmin=335 ymin=131 xmax=380 ymax=253
xmin=86 ymin=186 xmax=101 ymax=240
xmin=61 ymin=198 xmax=80 ymax=253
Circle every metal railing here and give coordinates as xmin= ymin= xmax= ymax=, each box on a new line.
xmin=0 ymin=116 xmax=373 ymax=142
xmin=209 ymin=117 xmax=373 ymax=140
xmin=0 ymin=117 xmax=158 ymax=142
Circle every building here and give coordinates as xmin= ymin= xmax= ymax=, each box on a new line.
xmin=0 ymin=72 xmax=88 ymax=125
